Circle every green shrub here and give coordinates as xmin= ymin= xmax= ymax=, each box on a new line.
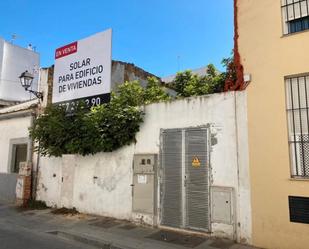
xmin=30 ymin=79 xmax=169 ymax=157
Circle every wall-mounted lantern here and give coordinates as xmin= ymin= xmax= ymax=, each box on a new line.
xmin=19 ymin=70 xmax=43 ymax=100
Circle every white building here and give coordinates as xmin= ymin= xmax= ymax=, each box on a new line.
xmin=161 ymin=66 xmax=213 ymax=83
xmin=0 ymin=38 xmax=40 ymax=104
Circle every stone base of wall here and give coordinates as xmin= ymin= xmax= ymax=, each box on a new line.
xmin=0 ymin=173 xmax=18 ymax=203
xmin=16 ymin=175 xmax=31 ymax=206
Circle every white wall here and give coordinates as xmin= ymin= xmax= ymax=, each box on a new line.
xmin=36 ymin=92 xmax=251 ymax=242
xmin=37 ymin=146 xmax=135 ymax=219
xmin=0 ymin=115 xmax=32 ymax=173
xmin=235 ymin=91 xmax=252 ymax=244
xmin=0 ymin=38 xmax=40 ymax=101
xmin=0 ymin=39 xmax=3 ymax=86
xmin=37 ymin=156 xmax=62 ymax=207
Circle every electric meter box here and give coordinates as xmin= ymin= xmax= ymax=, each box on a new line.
xmin=132 ymin=154 xmax=157 ymax=215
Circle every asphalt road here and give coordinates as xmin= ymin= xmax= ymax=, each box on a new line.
xmin=0 ymin=227 xmax=93 ymax=249
xmin=0 ymin=202 xmax=257 ymax=249
xmin=0 ymin=203 xmax=94 ymax=249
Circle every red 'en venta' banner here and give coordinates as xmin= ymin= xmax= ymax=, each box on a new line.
xmin=55 ymin=41 xmax=78 ymax=59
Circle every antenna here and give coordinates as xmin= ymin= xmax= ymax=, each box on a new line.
xmin=177 ymin=55 xmax=181 ymax=72
xmin=11 ymin=34 xmax=18 ymax=44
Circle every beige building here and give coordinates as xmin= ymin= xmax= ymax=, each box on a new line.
xmin=237 ymin=0 xmax=309 ymax=248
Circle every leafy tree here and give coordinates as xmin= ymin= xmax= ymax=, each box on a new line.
xmin=30 ymin=103 xmax=102 ymax=157
xmin=90 ymin=104 xmax=143 ymax=152
xmin=221 ymin=56 xmax=237 ymax=88
xmin=112 ymin=81 xmax=145 ymax=107
xmin=30 ymin=78 xmax=170 ymax=157
xmin=173 ymin=70 xmax=194 ymax=96
xmin=171 ymin=62 xmax=230 ymax=97
xmin=30 ymin=56 xmax=235 ymax=157
xmin=144 ymin=77 xmax=171 ymax=104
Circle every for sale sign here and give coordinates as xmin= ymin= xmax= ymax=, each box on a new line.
xmin=52 ymin=29 xmax=112 ymax=111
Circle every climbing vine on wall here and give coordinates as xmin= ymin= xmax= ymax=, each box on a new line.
xmin=30 ymin=77 xmax=170 ymax=157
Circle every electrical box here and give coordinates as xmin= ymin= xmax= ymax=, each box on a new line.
xmin=132 ymin=154 xmax=157 ymax=214
xmin=244 ymin=74 xmax=251 ymax=82
xmin=211 ymin=186 xmax=234 ymax=225
xmin=18 ymin=162 xmax=31 ymax=176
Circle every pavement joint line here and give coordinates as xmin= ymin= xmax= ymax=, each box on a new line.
xmin=47 ymin=230 xmax=138 ymax=249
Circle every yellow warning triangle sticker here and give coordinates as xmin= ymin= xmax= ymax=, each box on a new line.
xmin=192 ymin=156 xmax=201 ymax=168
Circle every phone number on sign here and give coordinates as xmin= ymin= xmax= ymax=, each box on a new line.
xmin=57 ymin=96 xmax=105 ymax=112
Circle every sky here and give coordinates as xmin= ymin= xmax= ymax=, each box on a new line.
xmin=0 ymin=0 xmax=234 ymax=77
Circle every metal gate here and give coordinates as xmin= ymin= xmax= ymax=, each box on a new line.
xmin=160 ymin=128 xmax=210 ymax=231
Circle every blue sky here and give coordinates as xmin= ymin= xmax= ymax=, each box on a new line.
xmin=0 ymin=0 xmax=233 ymax=77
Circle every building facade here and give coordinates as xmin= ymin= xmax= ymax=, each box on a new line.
xmin=36 ymin=91 xmax=251 ymax=242
xmin=237 ymin=0 xmax=309 ymax=248
xmin=0 ymin=63 xmax=253 ymax=242
xmin=0 ymin=38 xmax=40 ymax=103
xmin=0 ymin=61 xmax=158 ymax=203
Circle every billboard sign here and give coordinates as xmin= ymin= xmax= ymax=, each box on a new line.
xmin=52 ymin=29 xmax=112 ymax=111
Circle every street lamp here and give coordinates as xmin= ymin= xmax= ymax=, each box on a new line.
xmin=19 ymin=70 xmax=43 ymax=100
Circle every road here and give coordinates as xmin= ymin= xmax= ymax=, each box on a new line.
xmin=0 ymin=202 xmax=258 ymax=249
xmin=0 ymin=203 xmax=94 ymax=249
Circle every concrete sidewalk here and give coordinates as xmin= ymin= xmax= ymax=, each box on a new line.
xmin=0 ymin=202 xmax=259 ymax=249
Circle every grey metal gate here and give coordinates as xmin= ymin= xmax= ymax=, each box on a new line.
xmin=185 ymin=129 xmax=209 ymax=230
xmin=161 ymin=129 xmax=183 ymax=228
xmin=160 ymin=128 xmax=209 ymax=231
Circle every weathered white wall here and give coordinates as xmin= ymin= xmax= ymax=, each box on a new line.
xmin=36 ymin=91 xmax=251 ymax=242
xmin=37 ymin=156 xmax=62 ymax=207
xmin=37 ymin=146 xmax=135 ymax=219
xmin=111 ymin=61 xmax=152 ymax=91
xmin=0 ymin=115 xmax=32 ymax=173
xmin=0 ymin=38 xmax=40 ymax=101
xmin=235 ymin=91 xmax=252 ymax=244
xmin=73 ymin=146 xmax=135 ymax=219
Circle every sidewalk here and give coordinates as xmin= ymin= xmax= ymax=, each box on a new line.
xmin=0 ymin=203 xmax=259 ymax=249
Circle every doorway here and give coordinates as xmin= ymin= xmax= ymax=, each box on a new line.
xmin=160 ymin=128 xmax=210 ymax=231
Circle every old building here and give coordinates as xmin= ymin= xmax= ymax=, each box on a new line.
xmin=0 ymin=62 xmax=167 ymax=203
xmin=0 ymin=38 xmax=40 ymax=104
xmin=111 ymin=60 xmax=158 ymax=90
xmin=36 ymin=90 xmax=251 ymax=242
xmin=0 ymin=58 xmax=253 ymax=243
xmin=0 ymin=17 xmax=259 ymax=246
xmin=236 ymin=0 xmax=309 ymax=248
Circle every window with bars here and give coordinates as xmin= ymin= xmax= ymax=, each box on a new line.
xmin=285 ymin=75 xmax=309 ymax=177
xmin=282 ymin=0 xmax=309 ymax=34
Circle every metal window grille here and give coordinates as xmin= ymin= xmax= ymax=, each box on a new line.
xmin=282 ymin=0 xmax=309 ymax=34
xmin=286 ymin=75 xmax=309 ymax=177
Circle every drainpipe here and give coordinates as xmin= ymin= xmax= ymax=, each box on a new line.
xmin=234 ymin=93 xmax=241 ymax=242
xmin=29 ymin=109 xmax=36 ymax=200
xmin=33 ymin=142 xmax=41 ymax=200
xmin=30 ymin=105 xmax=41 ymax=201
xmin=32 ymin=68 xmax=44 ymax=201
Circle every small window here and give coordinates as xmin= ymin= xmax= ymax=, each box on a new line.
xmin=289 ymin=196 xmax=309 ymax=224
xmin=285 ymin=75 xmax=309 ymax=177
xmin=282 ymin=0 xmax=309 ymax=34
xmin=11 ymin=144 xmax=27 ymax=173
